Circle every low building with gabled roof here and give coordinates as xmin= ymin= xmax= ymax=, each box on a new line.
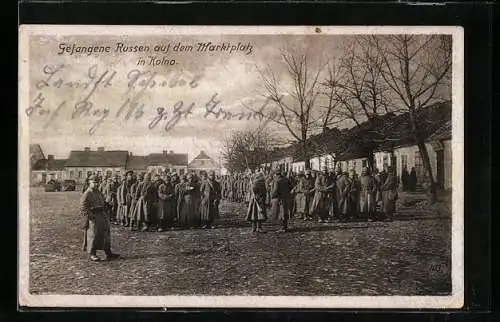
xmin=64 ymin=147 xmax=129 ymax=183
xmin=188 ymin=150 xmax=220 ymax=175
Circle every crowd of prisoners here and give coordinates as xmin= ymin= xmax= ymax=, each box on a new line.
xmin=81 ymin=165 xmax=402 ymax=234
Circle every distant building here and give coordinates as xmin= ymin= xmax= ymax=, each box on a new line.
xmin=31 ymin=155 xmax=67 ymax=185
xmin=125 ymin=153 xmax=148 ymax=173
xmin=146 ymin=150 xmax=188 ymax=175
xmin=29 ymin=144 xmax=45 ymax=169
xmin=188 ymin=150 xmax=220 ymax=175
xmin=64 ymin=147 xmax=129 ymax=183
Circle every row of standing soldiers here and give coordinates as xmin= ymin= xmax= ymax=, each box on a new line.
xmin=222 ymin=166 xmax=400 ymax=232
xmin=82 ymin=171 xmax=222 ymax=232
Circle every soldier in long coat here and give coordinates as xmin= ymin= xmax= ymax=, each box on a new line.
xmin=309 ymin=172 xmax=328 ymax=223
xmin=291 ymin=172 xmax=309 ymax=220
xmin=157 ymin=175 xmax=176 ymax=231
xmin=347 ymin=170 xmax=360 ymax=220
xmin=336 ymin=171 xmax=351 ymax=221
xmin=178 ymin=173 xmax=201 ymax=228
xmin=80 ymin=175 xmax=119 ymax=262
xmin=116 ymin=177 xmax=125 ymax=225
xmin=381 ymin=166 xmax=399 ymax=221
xmin=103 ymin=177 xmax=119 ymax=224
xmin=359 ymin=167 xmax=377 ymax=220
xmin=270 ymin=171 xmax=292 ymax=232
xmin=324 ymin=171 xmax=337 ymax=221
xmin=129 ymin=173 xmax=142 ymax=231
xmin=200 ymin=172 xmax=222 ymax=229
xmin=133 ymin=173 xmax=150 ymax=231
xmin=139 ymin=173 xmax=159 ymax=231
xmin=246 ymin=171 xmax=267 ymax=233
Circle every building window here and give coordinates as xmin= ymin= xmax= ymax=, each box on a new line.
xmin=362 ymin=159 xmax=367 ymax=168
xmin=383 ymin=155 xmax=389 ymax=169
xmin=87 ymin=171 xmax=93 ymax=177
xmin=78 ymin=171 xmax=82 ymax=178
xmin=106 ymin=170 xmax=112 ymax=177
xmin=70 ymin=170 xmax=74 ymax=177
xmin=180 ymin=169 xmax=185 ymax=175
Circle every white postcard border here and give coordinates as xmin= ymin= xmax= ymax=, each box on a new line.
xmin=18 ymin=25 xmax=464 ymax=309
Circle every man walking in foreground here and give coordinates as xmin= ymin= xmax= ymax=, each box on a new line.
xmin=81 ymin=175 xmax=120 ymax=262
xmin=270 ymin=170 xmax=292 ymax=233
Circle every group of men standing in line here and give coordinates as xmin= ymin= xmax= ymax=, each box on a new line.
xmin=80 ymin=171 xmax=222 ymax=261
xmin=82 ymin=171 xmax=222 ymax=232
xmin=223 ymin=166 xmax=400 ymax=233
xmin=78 ymin=165 xmax=400 ymax=261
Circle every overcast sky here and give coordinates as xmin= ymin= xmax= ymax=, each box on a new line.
xmin=26 ymin=33 xmax=450 ymax=162
xmin=26 ymin=34 xmax=348 ymax=161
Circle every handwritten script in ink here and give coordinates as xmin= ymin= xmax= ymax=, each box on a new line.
xmin=26 ymin=63 xmax=280 ymax=135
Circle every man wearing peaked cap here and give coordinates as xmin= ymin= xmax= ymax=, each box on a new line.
xmin=80 ymin=175 xmax=120 ymax=262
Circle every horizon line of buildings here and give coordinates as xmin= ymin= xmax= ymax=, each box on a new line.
xmin=30 ymin=146 xmax=222 ymax=184
xmin=259 ymin=101 xmax=453 ymax=190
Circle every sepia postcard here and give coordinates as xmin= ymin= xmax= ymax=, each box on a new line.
xmin=18 ymin=25 xmax=464 ymax=309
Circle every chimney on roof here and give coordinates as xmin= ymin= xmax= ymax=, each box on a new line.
xmin=84 ymin=147 xmax=91 ymax=152
xmin=129 ymin=152 xmax=133 ymax=156
xmin=163 ymin=150 xmax=167 ymax=156
xmin=47 ymin=155 xmax=54 ymax=161
xmin=97 ymin=147 xmax=105 ymax=152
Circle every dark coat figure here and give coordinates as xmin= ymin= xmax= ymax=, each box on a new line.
xmin=199 ymin=175 xmax=222 ymax=228
xmin=80 ymin=176 xmax=118 ymax=261
xmin=103 ymin=179 xmax=119 ymax=223
xmin=177 ymin=175 xmax=201 ymax=228
xmin=401 ymin=167 xmax=410 ymax=191
xmin=292 ymin=175 xmax=309 ymax=218
xmin=348 ymin=173 xmax=360 ymax=219
xmin=123 ymin=178 xmax=134 ymax=226
xmin=157 ymin=180 xmax=176 ymax=230
xmin=336 ymin=173 xmax=350 ymax=220
xmin=128 ymin=177 xmax=141 ymax=230
xmin=381 ymin=168 xmax=399 ymax=220
xmin=359 ymin=170 xmax=377 ymax=218
xmin=409 ymin=167 xmax=417 ymax=192
xmin=246 ymin=172 xmax=268 ymax=232
xmin=174 ymin=177 xmax=185 ymax=220
xmin=325 ymin=172 xmax=337 ymax=219
xmin=116 ymin=180 xmax=126 ymax=225
xmin=309 ymin=173 xmax=328 ymax=221
xmin=135 ymin=175 xmax=158 ymax=231
xmin=270 ymin=173 xmax=291 ymax=231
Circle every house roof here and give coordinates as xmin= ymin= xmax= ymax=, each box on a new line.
xmin=374 ymin=101 xmax=451 ymax=151
xmin=32 ymin=159 xmax=67 ymax=171
xmin=166 ymin=153 xmax=188 ymax=166
xmin=126 ymin=155 xmax=148 ymax=170
xmin=147 ymin=153 xmax=168 ymax=165
xmin=262 ymin=100 xmax=452 ymax=163
xmin=65 ymin=150 xmax=129 ymax=167
xmin=189 ymin=151 xmax=219 ymax=169
xmin=427 ymin=120 xmax=452 ymax=142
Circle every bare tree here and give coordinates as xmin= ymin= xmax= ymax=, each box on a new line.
xmin=247 ymin=51 xmax=325 ymax=169
xmin=372 ymin=34 xmax=452 ymax=202
xmin=221 ymin=124 xmax=280 ymax=173
xmin=321 ymin=36 xmax=393 ymax=169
